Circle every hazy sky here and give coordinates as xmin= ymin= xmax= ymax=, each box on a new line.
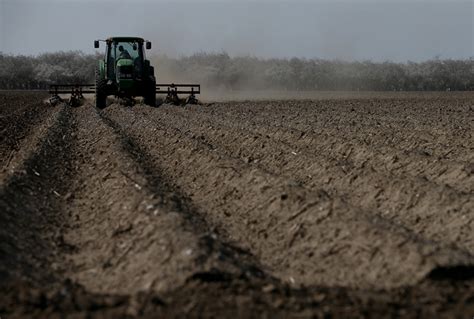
xmin=0 ymin=0 xmax=472 ymax=61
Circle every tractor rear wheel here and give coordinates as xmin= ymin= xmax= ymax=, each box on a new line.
xmin=144 ymin=81 xmax=156 ymax=107
xmin=95 ymin=68 xmax=107 ymax=109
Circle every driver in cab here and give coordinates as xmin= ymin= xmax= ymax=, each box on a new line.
xmin=117 ymin=45 xmax=132 ymax=60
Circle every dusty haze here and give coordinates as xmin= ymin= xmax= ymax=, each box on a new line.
xmin=0 ymin=0 xmax=473 ymax=62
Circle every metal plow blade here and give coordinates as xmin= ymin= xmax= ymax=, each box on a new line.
xmin=49 ymin=84 xmax=95 ymax=107
xmin=156 ymin=83 xmax=201 ymax=105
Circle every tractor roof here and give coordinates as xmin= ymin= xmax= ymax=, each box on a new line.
xmin=107 ymin=37 xmax=145 ymax=43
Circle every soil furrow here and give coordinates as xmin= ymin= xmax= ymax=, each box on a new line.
xmin=0 ymin=92 xmax=53 ymax=170
xmin=57 ymin=105 xmax=268 ymax=295
xmin=151 ymin=105 xmax=474 ymax=254
xmin=189 ymin=102 xmax=473 ymax=192
xmin=102 ymin=103 xmax=474 ymax=289
xmin=205 ymin=98 xmax=473 ymax=161
xmin=2 ymin=92 xmax=474 ymax=318
xmin=216 ymin=99 xmax=473 ymax=161
xmin=0 ymin=103 xmax=76 ymax=286
xmin=159 ymin=103 xmax=472 ymax=194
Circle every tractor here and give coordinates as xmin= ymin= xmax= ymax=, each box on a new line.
xmin=49 ymin=37 xmax=200 ymax=107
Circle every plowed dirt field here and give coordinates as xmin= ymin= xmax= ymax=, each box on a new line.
xmin=1 ymin=91 xmax=473 ymax=318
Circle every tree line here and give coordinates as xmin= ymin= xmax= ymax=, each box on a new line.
xmin=1 ymin=51 xmax=473 ymax=91
xmin=0 ymin=51 xmax=98 ymax=89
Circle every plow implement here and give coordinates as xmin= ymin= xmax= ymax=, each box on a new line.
xmin=156 ymin=83 xmax=200 ymax=105
xmin=49 ymin=83 xmax=201 ymax=107
xmin=49 ymin=84 xmax=95 ymax=107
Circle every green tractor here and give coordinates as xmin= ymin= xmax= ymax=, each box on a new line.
xmin=94 ymin=37 xmax=156 ymax=108
xmin=49 ymin=36 xmax=200 ymax=107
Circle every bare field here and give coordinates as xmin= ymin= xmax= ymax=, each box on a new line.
xmin=1 ymin=91 xmax=473 ymax=318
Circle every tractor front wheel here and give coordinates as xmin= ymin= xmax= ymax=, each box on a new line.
xmin=95 ymin=68 xmax=107 ymax=109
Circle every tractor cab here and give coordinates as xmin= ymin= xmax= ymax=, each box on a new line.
xmin=96 ymin=37 xmax=150 ymax=82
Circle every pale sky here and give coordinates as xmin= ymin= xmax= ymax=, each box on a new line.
xmin=0 ymin=0 xmax=473 ymax=61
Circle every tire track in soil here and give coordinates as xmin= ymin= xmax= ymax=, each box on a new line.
xmin=152 ymin=105 xmax=474 ymax=254
xmin=101 ymin=103 xmax=474 ymax=290
xmin=58 ymin=104 xmax=268 ymax=295
xmin=0 ymin=103 xmax=76 ymax=287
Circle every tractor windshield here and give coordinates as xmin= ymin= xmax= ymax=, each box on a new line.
xmin=114 ymin=41 xmax=141 ymax=61
xmin=111 ymin=40 xmax=144 ymax=77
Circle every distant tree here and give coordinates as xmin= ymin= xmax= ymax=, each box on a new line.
xmin=0 ymin=51 xmax=473 ymax=91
